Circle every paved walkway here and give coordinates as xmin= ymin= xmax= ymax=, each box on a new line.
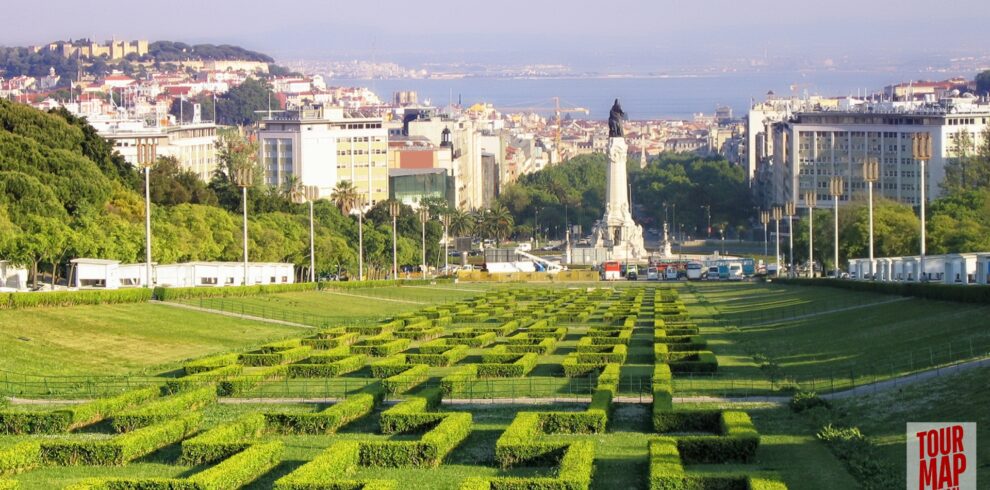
xmin=150 ymin=300 xmax=314 ymax=329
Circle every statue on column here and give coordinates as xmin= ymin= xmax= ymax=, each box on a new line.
xmin=608 ymin=99 xmax=626 ymax=138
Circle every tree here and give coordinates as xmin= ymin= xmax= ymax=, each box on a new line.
xmin=448 ymin=209 xmax=476 ymax=237
xmin=330 ymin=180 xmax=361 ymax=215
xmin=216 ymin=78 xmax=277 ymax=126
xmin=942 ymin=126 xmax=990 ymax=194
xmin=478 ymin=204 xmax=514 ymax=246
xmin=149 ymin=156 xmax=218 ymax=206
xmin=976 ymin=70 xmax=990 ymax=96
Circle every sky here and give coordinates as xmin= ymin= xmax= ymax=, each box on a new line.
xmin=5 ymin=0 xmax=989 ymax=69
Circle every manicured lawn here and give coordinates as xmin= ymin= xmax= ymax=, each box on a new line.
xmin=828 ymin=365 xmax=990 ymax=486
xmin=0 ymin=303 xmax=307 ymax=377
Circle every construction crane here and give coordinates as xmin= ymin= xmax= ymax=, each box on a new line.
xmin=501 ymin=97 xmax=589 ymax=164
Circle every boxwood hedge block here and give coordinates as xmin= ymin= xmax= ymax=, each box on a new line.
xmin=265 ymin=392 xmax=379 ymax=434
xmin=164 ymin=364 xmax=243 ymax=394
xmin=665 ymin=351 xmax=719 ymax=373
xmin=239 ymin=345 xmax=313 ymax=367
xmin=288 ymin=354 xmax=366 ymax=378
xmin=378 ymin=389 xmax=444 ymax=434
xmin=111 ymin=386 xmax=215 ymax=433
xmin=476 ymin=353 xmax=538 ymax=378
xmin=440 ymin=365 xmax=477 ymax=395
xmin=0 ymin=441 xmax=40 ymax=476
xmin=183 ymin=353 xmax=240 ymax=375
xmin=40 ymin=413 xmax=200 ymax=466
xmin=217 ymin=365 xmax=288 ymax=397
xmin=0 ymin=386 xmax=159 ymax=434
xmin=351 ymin=338 xmax=411 ymax=357
xmin=653 ymin=364 xmax=674 ymax=415
xmin=405 ymin=345 xmax=468 ymax=367
xmin=382 ymin=364 xmax=429 ymax=395
xmin=180 ymin=413 xmax=266 ymax=464
xmin=274 ymin=440 xmax=397 ymax=490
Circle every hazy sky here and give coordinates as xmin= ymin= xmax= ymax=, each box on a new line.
xmin=5 ymin=0 xmax=988 ymax=67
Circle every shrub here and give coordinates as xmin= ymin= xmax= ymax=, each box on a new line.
xmin=382 ymin=364 xmax=430 ymax=395
xmin=111 ymin=386 xmax=215 ymax=432
xmin=405 ymin=345 xmax=469 ymax=367
xmin=495 ymin=412 xmax=568 ymax=467
xmin=379 ymin=389 xmax=444 ymax=434
xmin=360 ymin=413 xmax=472 ymax=468
xmin=183 ymin=353 xmax=241 ymax=375
xmin=351 ymin=338 xmax=411 ymax=357
xmin=666 ymin=351 xmax=719 ymax=373
xmin=180 ymin=413 xmax=267 ymax=464
xmin=477 ymin=353 xmax=538 ymax=378
xmin=164 ymin=365 xmax=243 ymax=394
xmin=0 ymin=441 xmax=40 ymax=476
xmin=653 ymin=364 xmax=674 ymax=415
xmin=153 ymin=282 xmax=318 ymax=301
xmin=273 ymin=440 xmax=398 ymax=490
xmin=789 ymin=391 xmax=830 ymax=413
xmin=239 ymin=346 xmax=312 ymax=366
xmin=0 ymin=288 xmax=152 ymax=309
xmin=40 ymin=413 xmax=200 ymax=466
xmin=188 ymin=441 xmax=283 ymax=490
xmin=0 ymin=386 xmax=159 ymax=434
xmin=441 ymin=365 xmax=477 ymax=395
xmin=288 ymin=355 xmax=366 ymax=378
xmin=265 ymin=392 xmax=378 ymax=434
xmin=217 ymin=365 xmax=288 ymax=397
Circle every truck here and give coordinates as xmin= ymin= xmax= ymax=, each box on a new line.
xmin=601 ymin=261 xmax=622 ymax=281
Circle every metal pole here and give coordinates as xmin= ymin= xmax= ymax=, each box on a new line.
xmin=242 ymin=185 xmax=249 ymax=284
xmin=358 ymin=209 xmax=364 ymax=281
xmin=808 ymin=204 xmax=814 ymax=278
xmin=868 ymin=180 xmax=874 ymax=278
xmin=833 ymin=194 xmax=839 ymax=278
xmin=775 ymin=216 xmax=780 ymax=268
xmin=421 ymin=211 xmax=427 ymax=279
xmin=392 ymin=205 xmax=398 ymax=279
xmin=443 ymin=216 xmax=450 ymax=273
xmin=788 ymin=213 xmax=794 ymax=276
xmin=143 ymin=164 xmax=152 ymax=288
xmin=920 ymin=159 xmax=926 ymax=281
xmin=309 ymin=199 xmax=315 ymax=283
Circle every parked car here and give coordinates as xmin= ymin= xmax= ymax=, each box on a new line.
xmin=626 ymin=265 xmax=638 ymax=281
xmin=706 ymin=266 xmax=720 ymax=280
xmin=647 ymin=267 xmax=659 ymax=281
xmin=666 ymin=267 xmax=679 ymax=281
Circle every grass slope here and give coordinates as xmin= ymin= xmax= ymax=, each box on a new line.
xmin=0 ymin=303 xmax=307 ymax=376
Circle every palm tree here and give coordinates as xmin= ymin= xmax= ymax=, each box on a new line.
xmin=448 ymin=209 xmax=476 ymax=237
xmin=482 ymin=204 xmax=514 ymax=246
xmin=282 ymin=175 xmax=302 ymax=201
xmin=331 ymin=180 xmax=361 ymax=215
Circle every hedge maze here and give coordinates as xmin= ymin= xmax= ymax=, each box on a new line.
xmin=0 ymin=286 xmax=788 ymax=489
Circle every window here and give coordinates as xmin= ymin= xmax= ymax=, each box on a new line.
xmin=281 ymin=276 xmax=288 ymax=283
xmin=270 ymin=276 xmax=276 ymax=283
xmin=200 ymin=277 xmax=218 ymax=285
xmin=226 ymin=277 xmax=235 ymax=284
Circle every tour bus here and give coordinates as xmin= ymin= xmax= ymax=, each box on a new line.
xmin=601 ymin=261 xmax=622 ymax=281
xmin=686 ymin=261 xmax=704 ymax=280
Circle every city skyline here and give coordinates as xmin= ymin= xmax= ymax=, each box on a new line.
xmin=4 ymin=0 xmax=989 ymax=71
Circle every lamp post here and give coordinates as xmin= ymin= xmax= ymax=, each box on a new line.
xmin=418 ymin=207 xmax=430 ymax=279
xmin=701 ymin=204 xmax=711 ymax=238
xmin=804 ymin=191 xmax=817 ymax=278
xmin=863 ymin=158 xmax=880 ymax=279
xmin=829 ymin=176 xmax=844 ymax=278
xmin=291 ymin=184 xmax=319 ymax=283
xmin=356 ymin=195 xmax=366 ymax=282
xmin=389 ymin=200 xmax=400 ymax=279
xmin=234 ymin=166 xmax=254 ymax=285
xmin=913 ymin=133 xmax=932 ymax=282
xmin=785 ymin=202 xmax=795 ymax=277
xmin=772 ymin=206 xmax=782 ymax=273
xmin=760 ymin=210 xmax=769 ymax=261
xmin=441 ymin=213 xmax=451 ymax=274
xmin=137 ymin=139 xmax=155 ymax=288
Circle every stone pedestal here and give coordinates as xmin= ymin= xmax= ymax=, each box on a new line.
xmin=590 ymin=137 xmax=647 ymax=261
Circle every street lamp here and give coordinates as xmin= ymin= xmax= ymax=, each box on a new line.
xmin=291 ymin=184 xmax=319 ymax=283
xmin=418 ymin=207 xmax=430 ymax=279
xmin=441 ymin=213 xmax=452 ymax=274
xmin=137 ymin=138 xmax=155 ymax=288
xmin=785 ymin=202 xmax=795 ymax=277
xmin=913 ymin=133 xmax=932 ymax=282
xmin=760 ymin=210 xmax=770 ymax=260
xmin=829 ymin=176 xmax=844 ymax=278
xmin=356 ymin=195 xmax=366 ymax=282
xmin=389 ymin=200 xmax=401 ymax=279
xmin=804 ymin=191 xmax=817 ymax=278
xmin=863 ymin=158 xmax=880 ymax=279
xmin=772 ymin=206 xmax=782 ymax=272
xmin=701 ymin=204 xmax=711 ymax=239
xmin=234 ymin=166 xmax=254 ymax=285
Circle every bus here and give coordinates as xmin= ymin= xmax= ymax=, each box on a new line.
xmin=686 ymin=261 xmax=704 ymax=280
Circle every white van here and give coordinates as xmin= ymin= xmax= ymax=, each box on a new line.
xmin=666 ymin=267 xmax=679 ymax=281
xmin=647 ymin=267 xmax=660 ymax=281
xmin=686 ymin=262 xmax=703 ymax=280
xmin=728 ymin=264 xmax=743 ymax=281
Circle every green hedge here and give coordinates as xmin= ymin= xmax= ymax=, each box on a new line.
xmin=370 ymin=355 xmax=415 ymax=378
xmin=217 ymin=365 xmax=288 ymax=397
xmin=187 ymin=440 xmax=283 ymax=490
xmin=288 ymin=355 xmax=366 ymax=378
xmin=265 ymin=392 xmax=379 ymax=434
xmin=239 ymin=345 xmax=313 ymax=366
xmin=479 ymin=441 xmax=595 ymax=490
xmin=0 ymin=441 xmax=40 ymax=476
xmin=774 ymin=277 xmax=990 ymax=304
xmin=382 ymin=364 xmax=430 ymax=395
xmin=164 ymin=365 xmax=243 ymax=394
xmin=111 ymin=386 xmax=215 ymax=432
xmin=153 ymin=282 xmax=318 ymax=301
xmin=183 ymin=353 xmax=240 ymax=375
xmin=495 ymin=412 xmax=568 ymax=467
xmin=40 ymin=413 xmax=200 ymax=466
xmin=379 ymin=389 xmax=444 ymax=434
xmin=0 ymin=288 xmax=152 ymax=309
xmin=663 ymin=350 xmax=719 ymax=373
xmin=359 ymin=412 xmax=472 ymax=468
xmin=440 ymin=365 xmax=477 ymax=395
xmin=274 ymin=440 xmax=397 ymax=490
xmin=351 ymin=338 xmax=411 ymax=357
xmin=653 ymin=364 xmax=674 ymax=415
xmin=405 ymin=345 xmax=469 ymax=367
xmin=180 ymin=413 xmax=266 ymax=464
xmin=0 ymin=386 xmax=159 ymax=434
xmin=477 ymin=353 xmax=538 ymax=378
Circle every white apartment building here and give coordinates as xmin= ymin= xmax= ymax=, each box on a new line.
xmin=258 ymin=105 xmax=389 ymax=204
xmin=95 ymin=119 xmax=219 ymax=180
xmin=765 ymin=96 xmax=990 ymax=210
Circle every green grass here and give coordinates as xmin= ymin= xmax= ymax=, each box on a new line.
xmin=0 ymin=303 xmax=308 ymax=377
xmin=827 ymin=365 xmax=990 ymax=486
